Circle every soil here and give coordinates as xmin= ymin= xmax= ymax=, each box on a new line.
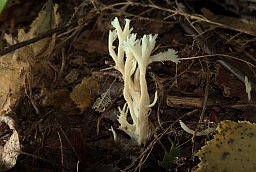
xmin=1 ymin=0 xmax=256 ymax=171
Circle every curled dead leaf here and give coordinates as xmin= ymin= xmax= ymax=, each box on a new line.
xmin=70 ymin=77 xmax=100 ymax=112
xmin=0 ymin=115 xmax=20 ymax=171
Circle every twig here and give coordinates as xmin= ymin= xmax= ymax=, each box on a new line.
xmin=57 ymin=131 xmax=64 ymax=172
xmin=0 ymin=25 xmax=67 ymax=56
xmin=96 ymin=77 xmax=122 ymax=135
xmin=20 ymin=151 xmax=69 ymax=170
xmin=190 ymin=63 xmax=210 ymax=155
xmin=57 ymin=124 xmax=86 ymax=168
xmin=0 ymin=0 xmax=96 ymax=57
xmin=124 ymin=110 xmax=197 ymax=171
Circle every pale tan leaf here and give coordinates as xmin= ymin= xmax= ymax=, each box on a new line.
xmin=92 ymin=91 xmax=112 ymax=112
xmin=196 ymin=120 xmax=256 ymax=172
xmin=0 ymin=115 xmax=20 ymax=171
xmin=0 ymin=130 xmax=20 ymax=171
xmin=0 ymin=52 xmax=29 ymax=114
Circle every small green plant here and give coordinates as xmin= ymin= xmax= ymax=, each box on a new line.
xmin=0 ymin=0 xmax=7 ymax=15
xmin=158 ymin=143 xmax=181 ymax=170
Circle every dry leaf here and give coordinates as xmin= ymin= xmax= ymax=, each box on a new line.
xmin=92 ymin=91 xmax=112 ymax=112
xmin=0 ymin=0 xmax=60 ymax=115
xmin=92 ymin=79 xmax=122 ymax=113
xmin=18 ymin=0 xmax=60 ymax=61
xmin=65 ymin=69 xmax=79 ymax=84
xmin=0 ymin=130 xmax=20 ymax=171
xmin=70 ymin=77 xmax=100 ymax=112
xmin=0 ymin=3 xmax=59 ymax=169
xmin=0 ymin=115 xmax=20 ymax=171
xmin=0 ymin=53 xmax=29 ymax=114
xmin=196 ymin=120 xmax=256 ymax=172
xmin=41 ymin=88 xmax=75 ymax=112
xmin=201 ymin=8 xmax=256 ymax=36
xmin=73 ymin=31 xmax=108 ymax=56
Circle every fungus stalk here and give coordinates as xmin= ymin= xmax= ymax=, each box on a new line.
xmin=109 ymin=17 xmax=179 ymax=146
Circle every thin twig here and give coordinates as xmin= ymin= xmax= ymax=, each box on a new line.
xmin=57 ymin=131 xmax=64 ymax=172
xmin=0 ymin=25 xmax=67 ymax=56
xmin=191 ymin=63 xmax=210 ymax=155
xmin=57 ymin=123 xmax=87 ymax=168
xmin=124 ymin=110 xmax=197 ymax=171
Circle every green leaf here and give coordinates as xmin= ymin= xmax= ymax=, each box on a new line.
xmin=158 ymin=144 xmax=182 ymax=170
xmin=0 ymin=0 xmax=7 ymax=15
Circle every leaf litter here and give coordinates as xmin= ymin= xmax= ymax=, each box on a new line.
xmin=0 ymin=0 xmax=59 ymax=170
xmin=1 ymin=0 xmax=256 ymax=171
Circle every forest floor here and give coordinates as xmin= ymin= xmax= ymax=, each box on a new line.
xmin=0 ymin=0 xmax=256 ymax=171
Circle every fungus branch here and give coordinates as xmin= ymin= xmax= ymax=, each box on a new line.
xmin=109 ymin=17 xmax=179 ymax=146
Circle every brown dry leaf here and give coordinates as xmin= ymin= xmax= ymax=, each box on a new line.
xmin=73 ymin=31 xmax=108 ymax=56
xmin=0 ymin=0 xmax=59 ymax=114
xmin=215 ymin=65 xmax=247 ymax=100
xmin=41 ymin=88 xmax=75 ymax=112
xmin=70 ymin=128 xmax=94 ymax=164
xmin=18 ymin=0 xmax=60 ymax=61
xmin=70 ymin=77 xmax=100 ymax=112
xmin=65 ymin=69 xmax=79 ymax=84
xmin=82 ymin=39 xmax=108 ymax=55
xmin=0 ymin=52 xmax=29 ymax=114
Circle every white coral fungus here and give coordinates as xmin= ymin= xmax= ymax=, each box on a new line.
xmin=109 ymin=17 xmax=179 ymax=146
